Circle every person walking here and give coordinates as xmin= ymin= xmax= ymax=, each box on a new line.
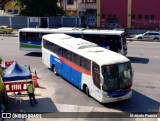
xmin=27 ymin=81 xmax=38 ymax=106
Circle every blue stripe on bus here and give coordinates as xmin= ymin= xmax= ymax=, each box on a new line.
xmin=20 ymin=40 xmax=41 ymax=45
xmin=108 ymin=89 xmax=130 ymax=97
xmin=50 ymin=54 xmax=82 ymax=89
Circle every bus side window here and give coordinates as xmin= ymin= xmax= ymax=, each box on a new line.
xmin=43 ymin=39 xmax=49 ymax=49
xmin=37 ymin=33 xmax=43 ymax=41
xmin=72 ymin=53 xmax=80 ymax=66
xmin=54 ymin=44 xmax=62 ymax=55
xmin=80 ymin=56 xmax=91 ymax=71
xmin=57 ymin=47 xmax=62 ymax=56
xmin=20 ymin=32 xmax=26 ymax=40
xmin=27 ymin=32 xmax=35 ymax=41
xmin=62 ymin=48 xmax=67 ymax=58
xmin=49 ymin=43 xmax=54 ymax=52
xmin=68 ymin=34 xmax=82 ymax=38
xmin=66 ymin=51 xmax=72 ymax=61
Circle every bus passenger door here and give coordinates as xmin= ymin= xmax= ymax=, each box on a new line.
xmin=92 ymin=62 xmax=101 ymax=99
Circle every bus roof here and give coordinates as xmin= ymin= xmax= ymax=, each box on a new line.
xmin=83 ymin=29 xmax=124 ymax=35
xmin=42 ymin=34 xmax=129 ymax=66
xmin=19 ymin=27 xmax=124 ymax=35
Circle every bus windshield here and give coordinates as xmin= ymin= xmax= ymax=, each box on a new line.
xmin=101 ymin=62 xmax=132 ymax=92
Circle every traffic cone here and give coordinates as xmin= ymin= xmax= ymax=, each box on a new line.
xmin=34 ymin=71 xmax=39 ymax=79
xmin=32 ymin=73 xmax=39 ymax=88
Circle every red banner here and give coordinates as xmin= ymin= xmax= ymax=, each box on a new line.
xmin=4 ymin=82 xmax=30 ymax=92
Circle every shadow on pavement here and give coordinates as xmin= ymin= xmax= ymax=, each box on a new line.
xmin=25 ymin=52 xmax=42 ymax=57
xmin=127 ymin=56 xmax=149 ymax=64
xmin=6 ymin=97 xmax=58 ymax=113
xmin=102 ymin=90 xmax=159 ymax=112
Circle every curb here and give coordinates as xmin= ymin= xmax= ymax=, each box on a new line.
xmin=127 ymin=38 xmax=160 ymax=42
xmin=0 ymin=34 xmax=18 ymax=37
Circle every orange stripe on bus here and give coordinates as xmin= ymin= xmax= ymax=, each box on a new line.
xmin=58 ymin=56 xmax=91 ymax=76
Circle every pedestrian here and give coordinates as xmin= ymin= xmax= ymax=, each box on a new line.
xmin=27 ymin=81 xmax=38 ymax=106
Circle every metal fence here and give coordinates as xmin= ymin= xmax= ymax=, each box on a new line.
xmin=0 ymin=16 xmax=81 ymax=29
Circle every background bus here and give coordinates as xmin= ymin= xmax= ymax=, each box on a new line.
xmin=19 ymin=27 xmax=127 ymax=55
xmin=42 ymin=34 xmax=133 ymax=103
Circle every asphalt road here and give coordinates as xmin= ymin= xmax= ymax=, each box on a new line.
xmin=0 ymin=36 xmax=160 ymax=115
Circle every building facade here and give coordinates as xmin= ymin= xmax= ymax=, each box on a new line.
xmin=100 ymin=0 xmax=160 ymax=29
xmin=57 ymin=0 xmax=81 ymax=16
xmin=79 ymin=0 xmax=97 ymax=27
xmin=0 ymin=0 xmax=19 ymax=14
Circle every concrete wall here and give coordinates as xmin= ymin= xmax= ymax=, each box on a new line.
xmin=62 ymin=17 xmax=80 ymax=27
xmin=49 ymin=17 xmax=62 ymax=28
xmin=0 ymin=16 xmax=81 ymax=28
xmin=11 ymin=16 xmax=27 ymax=28
xmin=0 ymin=16 xmax=10 ymax=26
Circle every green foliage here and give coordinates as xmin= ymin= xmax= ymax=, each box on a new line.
xmin=0 ymin=56 xmax=4 ymax=93
xmin=0 ymin=0 xmax=5 ymax=3
xmin=13 ymin=0 xmax=63 ymax=16
xmin=0 ymin=56 xmax=2 ymax=66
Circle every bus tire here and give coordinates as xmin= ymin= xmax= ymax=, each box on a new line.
xmin=83 ymin=85 xmax=90 ymax=97
xmin=138 ymin=37 xmax=142 ymax=39
xmin=154 ymin=38 xmax=159 ymax=40
xmin=52 ymin=65 xmax=57 ymax=75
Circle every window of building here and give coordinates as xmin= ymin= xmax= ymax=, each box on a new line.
xmin=132 ymin=15 xmax=136 ymax=20
xmin=67 ymin=0 xmax=74 ymax=5
xmin=138 ymin=15 xmax=142 ymax=19
xmin=101 ymin=15 xmax=105 ymax=19
xmin=145 ymin=15 xmax=149 ymax=20
xmin=82 ymin=0 xmax=96 ymax=3
xmin=151 ymin=15 xmax=154 ymax=20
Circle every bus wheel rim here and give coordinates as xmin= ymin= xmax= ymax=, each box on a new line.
xmin=53 ymin=67 xmax=57 ymax=74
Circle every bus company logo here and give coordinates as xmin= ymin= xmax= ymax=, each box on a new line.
xmin=2 ymin=113 xmax=11 ymax=118
xmin=54 ymin=58 xmax=61 ymax=64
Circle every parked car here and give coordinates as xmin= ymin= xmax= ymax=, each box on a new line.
xmin=0 ymin=26 xmax=13 ymax=34
xmin=135 ymin=31 xmax=160 ymax=40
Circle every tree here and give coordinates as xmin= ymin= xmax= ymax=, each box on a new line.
xmin=0 ymin=56 xmax=5 ymax=94
xmin=12 ymin=0 xmax=63 ymax=16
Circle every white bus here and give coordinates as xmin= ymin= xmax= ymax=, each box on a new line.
xmin=42 ymin=34 xmax=133 ymax=103
xmin=19 ymin=27 xmax=127 ymax=55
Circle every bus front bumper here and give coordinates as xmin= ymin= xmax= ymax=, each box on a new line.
xmin=100 ymin=90 xmax=132 ymax=103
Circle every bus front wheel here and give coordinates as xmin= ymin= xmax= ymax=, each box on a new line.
xmin=83 ymin=85 xmax=90 ymax=97
xmin=52 ymin=66 xmax=57 ymax=75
